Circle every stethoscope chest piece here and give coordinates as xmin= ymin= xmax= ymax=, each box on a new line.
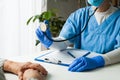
xmin=39 ymin=22 xmax=47 ymax=32
xmin=38 ymin=8 xmax=98 ymax=42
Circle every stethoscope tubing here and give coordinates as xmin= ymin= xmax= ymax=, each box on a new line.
xmin=43 ymin=7 xmax=98 ymax=42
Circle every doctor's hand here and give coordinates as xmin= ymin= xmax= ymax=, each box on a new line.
xmin=35 ymin=20 xmax=53 ymax=48
xmin=68 ymin=56 xmax=105 ymax=72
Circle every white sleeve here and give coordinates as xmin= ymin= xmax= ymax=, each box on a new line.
xmin=102 ymin=48 xmax=120 ymax=65
xmin=49 ymin=37 xmax=72 ymax=50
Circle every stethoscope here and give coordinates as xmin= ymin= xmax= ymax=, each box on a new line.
xmin=39 ymin=7 xmax=98 ymax=42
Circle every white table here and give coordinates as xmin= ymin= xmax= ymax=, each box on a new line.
xmin=5 ymin=50 xmax=120 ymax=80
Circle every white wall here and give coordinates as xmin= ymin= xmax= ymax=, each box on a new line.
xmin=0 ymin=0 xmax=45 ymax=58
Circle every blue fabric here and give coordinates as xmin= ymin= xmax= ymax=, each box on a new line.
xmin=36 ymin=27 xmax=53 ymax=48
xmin=68 ymin=56 xmax=105 ymax=72
xmin=59 ymin=7 xmax=120 ymax=54
xmin=88 ymin=0 xmax=104 ymax=7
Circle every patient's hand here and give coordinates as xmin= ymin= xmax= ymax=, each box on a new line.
xmin=23 ymin=69 xmax=45 ymax=80
xmin=3 ymin=60 xmax=47 ymax=80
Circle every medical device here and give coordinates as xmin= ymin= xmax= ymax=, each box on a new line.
xmin=39 ymin=7 xmax=98 ymax=42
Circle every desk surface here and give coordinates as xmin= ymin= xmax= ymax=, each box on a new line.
xmin=5 ymin=50 xmax=120 ymax=80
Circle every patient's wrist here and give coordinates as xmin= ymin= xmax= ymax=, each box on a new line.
xmin=3 ymin=60 xmax=23 ymax=74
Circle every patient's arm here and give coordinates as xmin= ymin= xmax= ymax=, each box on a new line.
xmin=3 ymin=60 xmax=25 ymax=74
xmin=3 ymin=60 xmax=47 ymax=80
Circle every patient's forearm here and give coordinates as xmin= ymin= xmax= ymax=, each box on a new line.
xmin=3 ymin=60 xmax=23 ymax=74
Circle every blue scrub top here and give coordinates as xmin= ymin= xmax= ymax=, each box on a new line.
xmin=59 ymin=6 xmax=120 ymax=54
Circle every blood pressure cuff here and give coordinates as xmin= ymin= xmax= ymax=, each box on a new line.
xmin=0 ymin=58 xmax=6 ymax=80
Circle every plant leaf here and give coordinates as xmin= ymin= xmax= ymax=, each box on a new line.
xmin=33 ymin=15 xmax=40 ymax=22
xmin=26 ymin=16 xmax=33 ymax=25
xmin=35 ymin=40 xmax=40 ymax=46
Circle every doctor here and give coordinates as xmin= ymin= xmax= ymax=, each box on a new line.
xmin=36 ymin=0 xmax=120 ymax=72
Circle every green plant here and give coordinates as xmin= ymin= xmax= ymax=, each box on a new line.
xmin=27 ymin=9 xmax=65 ymax=46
